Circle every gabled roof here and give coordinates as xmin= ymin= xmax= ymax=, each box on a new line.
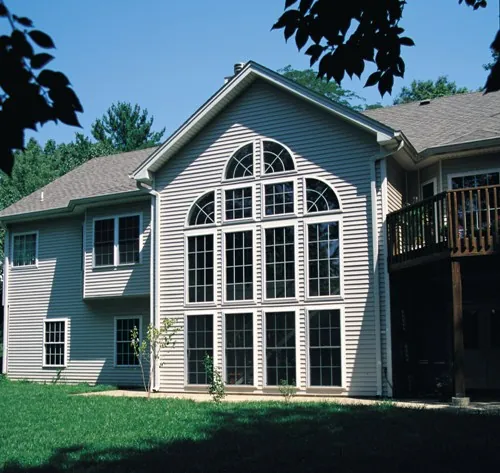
xmin=0 ymin=147 xmax=157 ymax=219
xmin=363 ymin=91 xmax=500 ymax=155
xmin=132 ymin=61 xmax=397 ymax=182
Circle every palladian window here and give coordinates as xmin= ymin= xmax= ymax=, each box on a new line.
xmin=263 ymin=140 xmax=294 ymax=174
xmin=225 ymin=143 xmax=254 ymax=180
xmin=188 ymin=191 xmax=215 ymax=226
xmin=305 ymin=178 xmax=340 ymax=213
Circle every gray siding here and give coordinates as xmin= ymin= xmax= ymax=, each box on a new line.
xmin=386 ymin=156 xmax=406 ymax=212
xmin=84 ymin=201 xmax=151 ymax=298
xmin=407 ymin=171 xmax=419 ymax=203
xmin=6 ymin=217 xmax=148 ymax=385
xmin=155 ymin=79 xmax=381 ymax=396
xmin=420 ymin=162 xmax=440 ymax=194
xmin=441 ymin=153 xmax=500 ymax=190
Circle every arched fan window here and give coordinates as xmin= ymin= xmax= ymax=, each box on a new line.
xmin=263 ymin=140 xmax=295 ymax=174
xmin=225 ymin=143 xmax=254 ymax=180
xmin=188 ymin=191 xmax=215 ymax=226
xmin=305 ymin=178 xmax=340 ymax=213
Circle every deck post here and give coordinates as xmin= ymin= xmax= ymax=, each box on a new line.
xmin=451 ymin=259 xmax=467 ymax=401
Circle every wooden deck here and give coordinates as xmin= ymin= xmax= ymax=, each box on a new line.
xmin=387 ymin=184 xmax=500 ymax=271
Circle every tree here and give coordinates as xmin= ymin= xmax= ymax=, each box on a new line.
xmin=484 ymin=50 xmax=499 ymax=71
xmin=279 ymin=65 xmax=365 ymax=109
xmin=91 ymin=102 xmax=165 ymax=153
xmin=0 ymin=1 xmax=82 ymax=175
xmin=393 ymin=76 xmax=471 ymax=105
xmin=273 ymin=0 xmax=499 ymax=96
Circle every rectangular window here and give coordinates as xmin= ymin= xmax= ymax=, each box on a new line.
xmin=265 ymin=226 xmax=295 ymax=299
xmin=308 ymin=222 xmax=340 ymax=297
xmin=225 ymin=313 xmax=253 ymax=385
xmin=44 ymin=320 xmax=66 ymax=367
xmin=188 ymin=235 xmax=214 ymax=303
xmin=225 ymin=187 xmax=252 ymax=220
xmin=115 ymin=317 xmax=140 ymax=366
xmin=118 ymin=216 xmax=140 ymax=264
xmin=225 ymin=230 xmax=253 ymax=301
xmin=94 ymin=215 xmax=141 ymax=267
xmin=187 ymin=314 xmax=213 ymax=384
xmin=265 ymin=311 xmax=296 ymax=385
xmin=451 ymin=172 xmax=500 ymax=190
xmin=309 ymin=309 xmax=341 ymax=386
xmin=12 ymin=233 xmax=37 ymax=267
xmin=264 ymin=182 xmax=294 ymax=216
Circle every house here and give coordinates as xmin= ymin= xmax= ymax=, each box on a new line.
xmin=1 ymin=62 xmax=499 ymax=400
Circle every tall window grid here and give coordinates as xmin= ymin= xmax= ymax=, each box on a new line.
xmin=187 ymin=314 xmax=213 ymax=384
xmin=12 ymin=233 xmax=37 ymax=267
xmin=116 ymin=317 xmax=140 ymax=366
xmin=44 ymin=320 xmax=66 ymax=367
xmin=265 ymin=226 xmax=295 ymax=299
xmin=225 ymin=230 xmax=253 ymax=301
xmin=265 ymin=311 xmax=296 ymax=385
xmin=308 ymin=222 xmax=340 ymax=297
xmin=264 ymin=182 xmax=294 ymax=216
xmin=119 ymin=216 xmax=140 ymax=264
xmin=94 ymin=218 xmax=115 ymax=266
xmin=188 ymin=235 xmax=214 ymax=303
xmin=225 ymin=313 xmax=253 ymax=385
xmin=309 ymin=310 xmax=341 ymax=386
xmin=225 ymin=187 xmax=252 ymax=220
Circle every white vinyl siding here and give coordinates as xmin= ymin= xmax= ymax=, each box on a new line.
xmin=386 ymin=156 xmax=406 ymax=212
xmin=5 ymin=217 xmax=147 ymax=385
xmin=155 ymin=79 xmax=381 ymax=396
xmin=84 ymin=201 xmax=151 ymax=298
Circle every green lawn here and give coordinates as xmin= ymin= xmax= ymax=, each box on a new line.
xmin=1 ymin=378 xmax=499 ymax=473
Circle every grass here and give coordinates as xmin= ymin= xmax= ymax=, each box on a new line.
xmin=1 ymin=378 xmax=500 ymax=473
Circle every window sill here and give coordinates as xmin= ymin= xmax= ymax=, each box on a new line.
xmin=184 ymin=302 xmax=217 ymax=309
xmin=92 ymin=263 xmax=142 ymax=271
xmin=305 ymin=295 xmax=344 ymax=303
xmin=222 ymin=299 xmax=257 ymax=306
xmin=222 ymin=217 xmax=255 ymax=225
xmin=42 ymin=365 xmax=67 ymax=369
xmin=12 ymin=264 xmax=38 ymax=270
xmin=262 ymin=297 xmax=299 ymax=305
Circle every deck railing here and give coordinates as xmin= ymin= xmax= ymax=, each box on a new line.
xmin=387 ymin=184 xmax=500 ymax=267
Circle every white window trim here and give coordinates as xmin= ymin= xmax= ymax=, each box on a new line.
xmin=259 ymin=138 xmax=297 ymax=179
xmin=447 ymin=168 xmax=500 ymax=191
xmin=260 ymin=220 xmax=299 ymax=303
xmin=184 ymin=311 xmax=217 ymax=387
xmin=222 ymin=182 xmax=257 ymax=224
xmin=185 ymin=190 xmax=218 ymax=229
xmin=262 ymin=307 xmax=299 ymax=388
xmin=303 ymin=176 xmax=344 ymax=215
xmin=11 ymin=231 xmax=39 ymax=269
xmin=222 ymin=140 xmax=256 ymax=184
xmin=114 ymin=316 xmax=142 ymax=368
xmin=261 ymin=176 xmax=299 ymax=220
xmin=305 ymin=305 xmax=346 ymax=390
xmin=420 ymin=177 xmax=438 ymax=199
xmin=42 ymin=318 xmax=69 ymax=368
xmin=221 ymin=225 xmax=257 ymax=305
xmin=304 ymin=214 xmax=345 ymax=301
xmin=222 ymin=309 xmax=257 ymax=388
xmin=92 ymin=213 xmax=143 ymax=269
xmin=184 ymin=227 xmax=218 ymax=308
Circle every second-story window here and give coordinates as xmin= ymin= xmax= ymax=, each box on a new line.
xmin=12 ymin=232 xmax=38 ymax=267
xmin=94 ymin=215 xmax=141 ymax=267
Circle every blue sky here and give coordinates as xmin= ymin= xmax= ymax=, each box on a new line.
xmin=11 ymin=0 xmax=499 ymax=144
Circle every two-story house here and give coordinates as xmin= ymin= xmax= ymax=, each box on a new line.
xmin=1 ymin=62 xmax=499 ymax=400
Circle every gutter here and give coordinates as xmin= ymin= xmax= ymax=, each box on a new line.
xmin=370 ymin=138 xmax=404 ymax=396
xmin=2 ymin=227 xmax=9 ymax=374
xmin=136 ymin=180 xmax=161 ymax=392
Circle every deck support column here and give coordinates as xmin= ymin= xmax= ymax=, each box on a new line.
xmin=451 ymin=259 xmax=467 ymax=400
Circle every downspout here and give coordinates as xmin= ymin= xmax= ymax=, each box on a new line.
xmin=2 ymin=227 xmax=9 ymax=374
xmin=370 ymin=139 xmax=404 ymax=396
xmin=136 ymin=180 xmax=161 ymax=392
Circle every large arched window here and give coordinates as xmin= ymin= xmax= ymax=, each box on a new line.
xmin=225 ymin=143 xmax=254 ymax=180
xmin=188 ymin=191 xmax=215 ymax=226
xmin=263 ymin=140 xmax=295 ymax=174
xmin=305 ymin=178 xmax=340 ymax=213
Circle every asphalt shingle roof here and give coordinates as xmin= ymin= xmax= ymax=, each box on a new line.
xmin=0 ymin=147 xmax=157 ymax=218
xmin=363 ymin=90 xmax=500 ymax=153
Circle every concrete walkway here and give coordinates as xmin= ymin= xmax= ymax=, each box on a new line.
xmin=80 ymin=389 xmax=500 ymax=411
